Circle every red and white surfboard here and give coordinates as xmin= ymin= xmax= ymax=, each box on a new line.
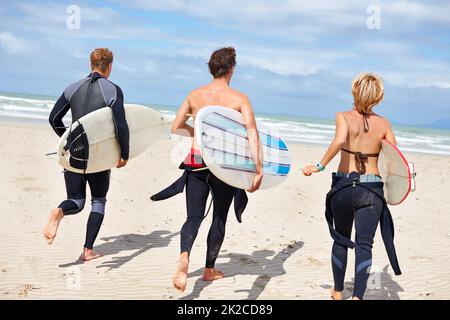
xmin=379 ymin=139 xmax=416 ymax=205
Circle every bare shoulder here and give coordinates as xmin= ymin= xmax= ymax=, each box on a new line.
xmin=336 ymin=111 xmax=351 ymax=120
xmin=230 ymin=88 xmax=251 ymax=106
xmin=187 ymin=86 xmax=206 ymax=99
xmin=228 ymin=87 xmax=248 ymax=101
xmin=373 ymin=113 xmax=392 ymax=127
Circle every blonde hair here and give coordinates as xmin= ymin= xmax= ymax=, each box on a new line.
xmin=90 ymin=48 xmax=113 ymax=72
xmin=351 ymin=73 xmax=384 ymax=115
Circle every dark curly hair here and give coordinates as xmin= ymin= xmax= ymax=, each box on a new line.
xmin=208 ymin=47 xmax=236 ymax=79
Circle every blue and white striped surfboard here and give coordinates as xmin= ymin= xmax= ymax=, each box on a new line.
xmin=194 ymin=105 xmax=291 ymax=189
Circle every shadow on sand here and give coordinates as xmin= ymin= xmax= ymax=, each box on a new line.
xmin=59 ymin=230 xmax=179 ymax=270
xmin=320 ymin=265 xmax=403 ymax=300
xmin=180 ymin=240 xmax=304 ymax=300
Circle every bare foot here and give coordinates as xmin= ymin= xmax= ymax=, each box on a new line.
xmin=43 ymin=208 xmax=64 ymax=245
xmin=173 ymin=253 xmax=189 ymax=292
xmin=331 ymin=288 xmax=344 ymax=300
xmin=79 ymin=248 xmax=102 ymax=261
xmin=352 ymin=296 xmax=361 ymax=300
xmin=202 ymin=268 xmax=225 ymax=281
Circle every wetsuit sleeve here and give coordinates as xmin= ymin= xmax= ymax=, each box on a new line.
xmin=49 ymin=93 xmax=70 ymax=137
xmin=111 ymin=85 xmax=130 ymax=160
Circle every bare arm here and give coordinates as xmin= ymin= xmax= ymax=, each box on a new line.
xmin=171 ymin=97 xmax=194 ymax=137
xmin=384 ymin=119 xmax=397 ymax=146
xmin=241 ymin=95 xmax=263 ymax=192
xmin=320 ymin=113 xmax=348 ymax=166
xmin=302 ymin=113 xmax=348 ymax=176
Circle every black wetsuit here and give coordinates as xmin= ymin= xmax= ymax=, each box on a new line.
xmin=151 ymin=159 xmax=248 ymax=268
xmin=49 ymin=72 xmax=129 ymax=249
xmin=326 ymin=172 xmax=401 ymax=299
xmin=182 ymin=169 xmax=236 ymax=267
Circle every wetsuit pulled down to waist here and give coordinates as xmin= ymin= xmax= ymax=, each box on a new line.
xmin=182 ymin=148 xmax=207 ymax=170
xmin=325 ymin=172 xmax=401 ymax=299
xmin=150 ymin=151 xmax=248 ymax=268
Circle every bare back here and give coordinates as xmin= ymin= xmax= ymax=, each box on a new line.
xmin=189 ymin=84 xmax=245 ymax=112
xmin=338 ymin=110 xmax=395 ymax=175
xmin=183 ymin=82 xmax=250 ymax=148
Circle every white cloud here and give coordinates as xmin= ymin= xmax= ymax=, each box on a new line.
xmin=384 ymin=1 xmax=450 ymax=25
xmin=4 ymin=2 xmax=164 ymax=41
xmin=0 ymin=32 xmax=27 ymax=55
xmin=178 ymin=47 xmax=312 ymax=76
xmin=118 ymin=0 xmax=450 ymax=28
xmin=13 ymin=2 xmax=120 ymax=24
xmin=176 ymin=45 xmax=356 ymax=77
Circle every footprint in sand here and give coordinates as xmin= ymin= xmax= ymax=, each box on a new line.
xmin=419 ymin=292 xmax=433 ymax=298
xmin=4 ymin=284 xmax=41 ymax=298
xmin=12 ymin=176 xmax=37 ymax=182
xmin=410 ymin=256 xmax=432 ymax=262
xmin=307 ymin=257 xmax=322 ymax=266
xmin=12 ymin=176 xmax=48 ymax=192
xmin=239 ymin=256 xmax=258 ymax=265
xmin=22 ymin=186 xmax=49 ymax=192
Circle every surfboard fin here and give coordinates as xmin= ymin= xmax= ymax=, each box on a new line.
xmin=45 ymin=152 xmax=57 ymax=156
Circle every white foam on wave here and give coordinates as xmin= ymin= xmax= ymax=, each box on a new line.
xmin=1 ymin=104 xmax=52 ymax=114
xmin=1 ymin=94 xmax=450 ymax=156
xmin=0 ymin=95 xmax=55 ymax=105
xmin=0 ymin=111 xmax=51 ymax=120
xmin=401 ymin=147 xmax=450 ymax=155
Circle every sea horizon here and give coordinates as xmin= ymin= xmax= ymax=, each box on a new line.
xmin=1 ymin=90 xmax=450 ymax=156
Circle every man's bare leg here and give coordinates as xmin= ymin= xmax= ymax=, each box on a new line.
xmin=173 ymin=252 xmax=189 ymax=292
xmin=43 ymin=208 xmax=64 ymax=245
xmin=202 ymin=268 xmax=225 ymax=281
xmin=79 ymin=248 xmax=102 ymax=261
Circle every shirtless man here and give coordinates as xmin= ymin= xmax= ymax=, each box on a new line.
xmin=170 ymin=47 xmax=263 ymax=291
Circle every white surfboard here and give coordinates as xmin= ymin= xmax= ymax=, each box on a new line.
xmin=194 ymin=105 xmax=291 ymax=190
xmin=379 ymin=139 xmax=416 ymax=205
xmin=57 ymin=104 xmax=169 ymax=174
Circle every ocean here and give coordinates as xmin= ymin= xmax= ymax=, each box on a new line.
xmin=1 ymin=91 xmax=450 ymax=156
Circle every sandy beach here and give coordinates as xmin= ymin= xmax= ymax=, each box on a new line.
xmin=1 ymin=121 xmax=449 ymax=300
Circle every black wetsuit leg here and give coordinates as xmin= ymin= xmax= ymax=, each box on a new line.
xmin=352 ymin=186 xmax=383 ymax=299
xmin=205 ymin=174 xmax=235 ymax=268
xmin=57 ymin=169 xmax=110 ymax=249
xmin=329 ymin=188 xmax=354 ymax=293
xmin=180 ymin=171 xmax=235 ymax=268
xmin=84 ymin=170 xmax=110 ymax=249
xmin=330 ymin=182 xmax=384 ymax=299
xmin=59 ymin=170 xmax=87 ymax=215
xmin=180 ymin=171 xmax=210 ymax=255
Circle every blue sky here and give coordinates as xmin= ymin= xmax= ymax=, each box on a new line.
xmin=0 ymin=0 xmax=449 ymax=126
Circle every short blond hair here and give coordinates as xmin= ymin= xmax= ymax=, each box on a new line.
xmin=351 ymin=73 xmax=384 ymax=115
xmin=90 ymin=48 xmax=113 ymax=72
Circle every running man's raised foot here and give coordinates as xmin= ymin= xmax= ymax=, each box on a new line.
xmin=43 ymin=208 xmax=64 ymax=245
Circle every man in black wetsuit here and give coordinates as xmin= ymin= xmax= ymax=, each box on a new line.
xmin=43 ymin=48 xmax=129 ymax=261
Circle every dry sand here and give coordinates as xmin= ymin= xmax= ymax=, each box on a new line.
xmin=1 ymin=122 xmax=449 ymax=300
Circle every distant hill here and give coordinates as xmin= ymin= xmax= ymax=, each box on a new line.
xmin=390 ymin=118 xmax=450 ymax=130
xmin=427 ymin=119 xmax=450 ymax=130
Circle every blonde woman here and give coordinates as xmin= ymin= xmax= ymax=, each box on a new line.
xmin=302 ymin=73 xmax=401 ymax=300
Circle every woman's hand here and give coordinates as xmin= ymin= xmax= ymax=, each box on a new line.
xmin=302 ymin=165 xmax=320 ymax=176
